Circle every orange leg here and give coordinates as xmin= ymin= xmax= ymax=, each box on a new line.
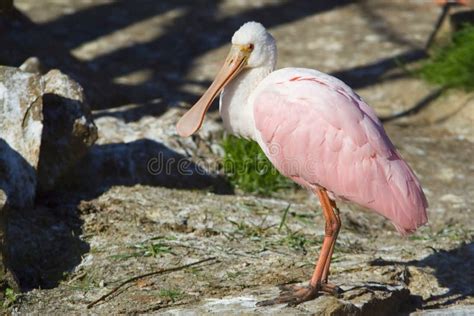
xmin=321 ymin=200 xmax=341 ymax=284
xmin=258 ymin=188 xmax=341 ymax=306
xmin=310 ymin=189 xmax=341 ymax=288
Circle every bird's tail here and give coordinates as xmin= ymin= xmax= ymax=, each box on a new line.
xmin=389 ymin=157 xmax=429 ymax=235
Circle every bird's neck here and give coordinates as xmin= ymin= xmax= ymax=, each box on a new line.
xmin=219 ymin=65 xmax=273 ymax=140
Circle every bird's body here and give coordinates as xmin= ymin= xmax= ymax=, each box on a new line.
xmin=225 ymin=67 xmax=428 ymax=234
xmin=177 ymin=21 xmax=428 ymax=305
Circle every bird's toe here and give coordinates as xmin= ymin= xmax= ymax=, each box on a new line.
xmin=257 ymin=284 xmax=319 ymax=307
xmin=320 ymin=282 xmax=343 ymax=297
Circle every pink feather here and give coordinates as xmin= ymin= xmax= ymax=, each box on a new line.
xmin=253 ymin=68 xmax=428 ymax=234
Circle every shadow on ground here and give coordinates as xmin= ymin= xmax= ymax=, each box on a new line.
xmin=370 ymin=241 xmax=474 ymax=309
xmin=0 ymin=139 xmax=87 ymax=290
xmin=54 ymin=138 xmax=232 ymax=199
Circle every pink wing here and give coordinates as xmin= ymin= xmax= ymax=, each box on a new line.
xmin=253 ymin=68 xmax=428 ymax=234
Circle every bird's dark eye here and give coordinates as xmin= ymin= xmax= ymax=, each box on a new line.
xmin=248 ymin=43 xmax=254 ymax=50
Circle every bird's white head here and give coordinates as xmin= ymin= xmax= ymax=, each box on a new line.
xmin=177 ymin=22 xmax=276 ymax=137
xmin=231 ymin=21 xmax=276 ymax=68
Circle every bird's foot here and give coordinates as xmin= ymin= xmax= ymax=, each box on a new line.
xmin=319 ymin=281 xmax=343 ymax=296
xmin=257 ymin=282 xmax=343 ymax=307
xmin=278 ymin=282 xmax=342 ymax=296
xmin=257 ymin=283 xmax=319 ymax=307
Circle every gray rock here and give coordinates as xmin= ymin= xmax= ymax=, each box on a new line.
xmin=0 ymin=190 xmax=6 ymax=209
xmin=0 ymin=66 xmax=43 ymax=209
xmin=0 ymin=65 xmax=98 ymax=205
xmin=162 ymin=284 xmax=410 ymax=315
xmin=36 ymin=69 xmax=98 ymax=193
xmin=412 ymin=306 xmax=474 ymax=316
xmin=19 ymin=57 xmax=45 ymax=75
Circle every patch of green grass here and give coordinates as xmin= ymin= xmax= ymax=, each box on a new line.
xmin=110 ymin=241 xmax=174 ymax=261
xmin=221 ymin=135 xmax=295 ymax=196
xmin=69 ymin=274 xmax=97 ymax=291
xmin=278 ymin=229 xmax=320 ymax=254
xmin=228 ymin=218 xmax=274 ymax=240
xmin=280 ymin=231 xmax=310 ymax=251
xmin=2 ymin=288 xmax=18 ymax=308
xmin=420 ymin=24 xmax=474 ymax=91
xmin=159 ymin=288 xmax=183 ymax=302
xmin=278 ymin=204 xmax=291 ymax=232
xmin=134 ymin=242 xmax=173 ymax=257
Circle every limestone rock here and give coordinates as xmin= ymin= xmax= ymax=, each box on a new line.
xmin=162 ymin=284 xmax=411 ymax=315
xmin=37 ymin=69 xmax=98 ymax=193
xmin=0 ymin=65 xmax=98 ymax=204
xmin=19 ymin=57 xmax=45 ymax=75
xmin=413 ymin=305 xmax=474 ymax=316
xmin=0 ymin=66 xmax=43 ymax=209
xmin=0 ymin=190 xmax=6 ymax=209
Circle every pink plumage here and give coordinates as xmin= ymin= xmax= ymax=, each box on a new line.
xmin=253 ymin=68 xmax=428 ymax=234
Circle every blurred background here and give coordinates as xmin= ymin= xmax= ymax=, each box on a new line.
xmin=0 ymin=0 xmax=472 ymax=314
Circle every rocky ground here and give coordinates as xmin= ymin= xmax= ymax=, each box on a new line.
xmin=1 ymin=0 xmax=473 ymax=315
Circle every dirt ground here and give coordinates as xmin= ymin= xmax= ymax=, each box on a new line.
xmin=1 ymin=0 xmax=473 ymax=315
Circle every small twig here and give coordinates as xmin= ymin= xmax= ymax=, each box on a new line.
xmin=87 ymin=257 xmax=217 ymax=309
xmin=278 ymin=203 xmax=291 ymax=232
xmin=67 ymin=271 xmax=87 ymax=285
xmin=128 ymin=300 xmax=190 ymax=314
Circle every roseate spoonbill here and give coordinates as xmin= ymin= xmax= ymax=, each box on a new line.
xmin=176 ymin=22 xmax=428 ymax=305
